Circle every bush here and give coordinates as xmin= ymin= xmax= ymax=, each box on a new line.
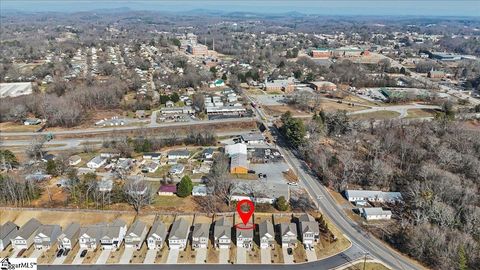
xmin=275 ymin=196 xmax=289 ymax=211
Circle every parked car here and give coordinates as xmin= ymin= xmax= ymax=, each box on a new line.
xmin=287 ymin=248 xmax=293 ymax=255
xmin=80 ymin=250 xmax=88 ymax=258
xmin=287 ymin=182 xmax=298 ymax=186
xmin=63 ymin=249 xmax=70 ymax=256
xmin=56 ymin=249 xmax=64 ymax=258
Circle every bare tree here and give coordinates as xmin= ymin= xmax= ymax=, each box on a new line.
xmin=124 ymin=180 xmax=151 ymax=213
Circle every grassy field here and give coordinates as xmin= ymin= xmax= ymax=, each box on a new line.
xmin=350 ymin=111 xmax=400 ymax=120
xmin=405 ymin=109 xmax=437 ymax=119
xmin=346 ymin=262 xmax=391 ymax=270
xmin=320 ymin=100 xmax=370 ymax=113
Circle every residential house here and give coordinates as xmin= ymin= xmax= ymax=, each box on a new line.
xmin=34 ymin=225 xmax=62 ymax=250
xmin=167 ymin=150 xmax=190 ymax=161
xmin=309 ymin=81 xmax=337 ymax=92
xmin=203 ymin=148 xmax=214 ymax=159
xmin=298 ymin=214 xmax=319 ymax=249
xmin=168 ymin=218 xmax=190 ymax=250
xmin=99 ymin=219 xmax=127 ymax=250
xmin=428 ymin=69 xmax=446 ymax=79
xmin=23 ymin=118 xmax=41 ymax=126
xmin=264 ymin=77 xmax=296 ymax=92
xmin=125 ymin=220 xmax=148 ymax=249
xmin=142 ymin=153 xmax=161 ymax=160
xmin=361 ymin=208 xmax=392 ymax=220
xmin=142 ymin=161 xmax=159 ymax=173
xmin=230 ymin=153 xmax=248 ymax=174
xmin=258 ymin=220 xmax=275 ymax=249
xmin=236 ymin=225 xmax=253 ymax=249
xmin=191 ymin=223 xmax=210 ymax=250
xmin=157 ymin=185 xmax=177 ymax=196
xmin=146 ymin=220 xmax=168 ymax=250
xmin=68 ymin=155 xmax=82 ymax=166
xmin=279 ymin=223 xmax=297 ymax=248
xmin=87 ymin=156 xmax=107 ymax=169
xmin=230 ymin=182 xmax=290 ymax=205
xmin=213 ymin=217 xmax=231 ymax=249
xmin=11 ymin=218 xmax=42 ymax=250
xmin=169 ymin=164 xmax=185 ymax=175
xmin=192 ymin=185 xmax=211 ymax=197
xmin=79 ymin=224 xmax=102 ymax=250
xmin=98 ymin=178 xmax=113 ymax=192
xmin=57 ymin=223 xmax=80 ymax=250
xmin=344 ymin=190 xmax=402 ymax=204
xmin=0 ymin=222 xmax=18 ymax=250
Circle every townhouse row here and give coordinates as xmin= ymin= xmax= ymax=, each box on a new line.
xmin=0 ymin=213 xmax=321 ymax=253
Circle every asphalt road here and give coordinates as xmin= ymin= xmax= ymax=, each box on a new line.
xmin=38 ymin=243 xmax=365 ymax=270
xmin=247 ymin=95 xmax=422 ymax=270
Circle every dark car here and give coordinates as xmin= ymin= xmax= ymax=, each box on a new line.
xmin=56 ymin=249 xmax=64 ymax=257
xmin=80 ymin=250 xmax=88 ymax=258
xmin=287 ymin=248 xmax=293 ymax=255
xmin=63 ymin=249 xmax=70 ymax=256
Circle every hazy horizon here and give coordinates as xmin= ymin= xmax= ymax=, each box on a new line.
xmin=1 ymin=0 xmax=479 ymax=17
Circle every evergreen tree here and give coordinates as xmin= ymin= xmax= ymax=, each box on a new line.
xmin=275 ymin=196 xmax=289 ymax=211
xmin=177 ymin=175 xmax=193 ymax=197
xmin=458 ymin=245 xmax=467 ymax=270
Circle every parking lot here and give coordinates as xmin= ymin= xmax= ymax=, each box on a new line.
xmin=250 ymin=162 xmax=290 ymax=184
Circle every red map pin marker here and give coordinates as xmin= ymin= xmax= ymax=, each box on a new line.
xmin=236 ymin=199 xmax=255 ymax=225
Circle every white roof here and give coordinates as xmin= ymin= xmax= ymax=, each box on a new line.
xmin=225 ymin=143 xmax=247 ymax=157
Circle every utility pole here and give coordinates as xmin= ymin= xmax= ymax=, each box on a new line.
xmin=363 ymin=252 xmax=368 ymax=270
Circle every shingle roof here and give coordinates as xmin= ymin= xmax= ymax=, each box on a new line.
xmin=192 ymin=223 xmax=210 ymax=239
xmin=280 ymin=223 xmax=297 ymax=236
xmin=214 ymin=217 xmax=231 ymax=239
xmin=169 ymin=218 xmax=190 ymax=240
xmin=17 ymin=218 xmax=41 ymax=239
xmin=126 ymin=220 xmax=146 ymax=238
xmin=148 ymin=220 xmax=167 ymax=240
xmin=60 ymin=223 xmax=80 ymax=239
xmin=1 ymin=221 xmax=17 ymax=239
xmin=258 ymin=220 xmax=274 ymax=239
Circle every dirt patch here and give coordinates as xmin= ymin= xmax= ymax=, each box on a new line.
xmin=130 ymin=244 xmax=148 ymax=263
xmin=350 ymin=111 xmax=400 ymax=120
xmin=405 ymin=109 xmax=436 ymax=118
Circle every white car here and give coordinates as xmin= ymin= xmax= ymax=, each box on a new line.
xmin=287 ymin=182 xmax=298 ymax=186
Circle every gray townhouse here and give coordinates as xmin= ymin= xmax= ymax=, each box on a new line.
xmin=279 ymin=222 xmax=297 ymax=248
xmin=0 ymin=221 xmax=18 ymax=250
xmin=298 ymin=214 xmax=320 ymax=249
xmin=34 ymin=224 xmax=62 ymax=250
xmin=191 ymin=223 xmax=210 ymax=250
xmin=213 ymin=217 xmax=231 ymax=249
xmin=125 ymin=220 xmax=148 ymax=249
xmin=258 ymin=220 xmax=275 ymax=249
xmin=11 ymin=218 xmax=42 ymax=250
xmin=99 ymin=219 xmax=127 ymax=250
xmin=79 ymin=224 xmax=104 ymax=250
xmin=236 ymin=226 xmax=253 ymax=249
xmin=146 ymin=220 xmax=168 ymax=250
xmin=168 ymin=218 xmax=190 ymax=250
xmin=57 ymin=223 xmax=80 ymax=250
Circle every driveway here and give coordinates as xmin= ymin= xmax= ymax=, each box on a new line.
xmin=305 ymin=248 xmax=317 ymax=262
xmin=144 ymin=249 xmax=157 ymax=264
xmin=166 ymin=249 xmax=180 ymax=264
xmin=52 ymin=254 xmax=67 ymax=265
xmin=236 ymin=247 xmax=246 ymax=264
xmin=30 ymin=249 xmax=44 ymax=259
xmin=282 ymin=247 xmax=294 ymax=264
xmin=72 ymin=250 xmax=86 ymax=265
xmin=119 ymin=248 xmax=135 ymax=264
xmin=96 ymin=250 xmax=111 ymax=264
xmin=260 ymin=248 xmax=271 ymax=264
xmin=195 ymin=248 xmax=207 ymax=264
xmin=218 ymin=248 xmax=229 ymax=264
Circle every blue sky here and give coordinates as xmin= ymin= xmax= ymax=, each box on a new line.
xmin=1 ymin=1 xmax=479 ymax=17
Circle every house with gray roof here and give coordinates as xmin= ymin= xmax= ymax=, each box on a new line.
xmin=12 ymin=218 xmax=42 ymax=250
xmin=167 ymin=149 xmax=190 ymax=160
xmin=57 ymin=223 xmax=80 ymax=250
xmin=34 ymin=225 xmax=62 ymax=250
xmin=213 ymin=217 xmax=231 ymax=249
xmin=125 ymin=220 xmax=147 ymax=249
xmin=0 ymin=221 xmax=18 ymax=250
xmin=240 ymin=133 xmax=265 ymax=144
xmin=79 ymin=224 xmax=103 ymax=250
xmin=279 ymin=223 xmax=297 ymax=248
xmin=361 ymin=207 xmax=392 ymax=220
xmin=99 ymin=219 xmax=127 ymax=250
xmin=298 ymin=214 xmax=319 ymax=249
xmin=147 ymin=220 xmax=168 ymax=250
xmin=168 ymin=218 xmax=190 ymax=250
xmin=258 ymin=220 xmax=275 ymax=249
xmin=236 ymin=225 xmax=253 ymax=249
xmin=191 ymin=223 xmax=210 ymax=250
